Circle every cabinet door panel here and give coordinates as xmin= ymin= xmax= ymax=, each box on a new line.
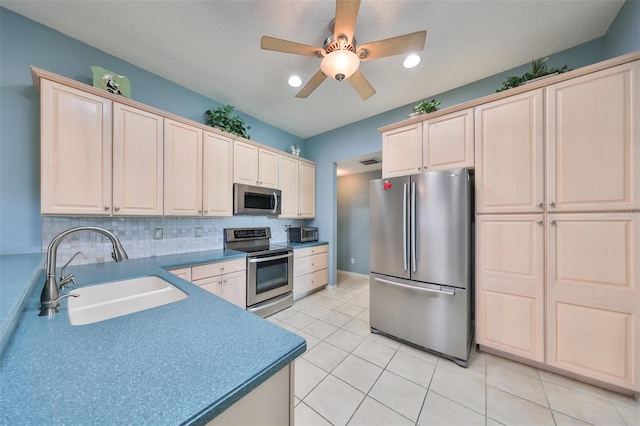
xmin=475 ymin=215 xmax=545 ymax=362
xmin=41 ymin=80 xmax=112 ymax=215
xmin=475 ymin=89 xmax=544 ymax=213
xmin=298 ymin=161 xmax=315 ymax=218
xmin=233 ymin=141 xmax=259 ymax=185
xmin=193 ymin=275 xmax=222 ymax=297
xmin=164 ymin=119 xmax=202 ymax=216
xmin=547 ymin=213 xmax=639 ymax=390
xmin=382 ymin=124 xmax=422 ymax=178
xmin=423 ymin=108 xmax=474 ymax=171
xmin=546 ymin=62 xmax=640 ymax=212
xmin=278 ymin=156 xmax=299 ymax=218
xmin=203 ymin=132 xmax=233 ymax=217
xmin=112 ymin=103 xmax=163 ymax=215
xmin=221 ymin=270 xmax=247 ymax=309
xmin=259 ymin=149 xmax=279 ymax=189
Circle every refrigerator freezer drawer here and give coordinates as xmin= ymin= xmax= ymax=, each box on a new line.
xmin=370 ymin=274 xmax=472 ymax=362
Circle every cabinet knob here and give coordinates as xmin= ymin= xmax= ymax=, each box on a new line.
xmin=550 ymin=220 xmax=556 ymax=225
xmin=114 ymin=206 xmax=120 ymax=211
xmin=549 ymin=202 xmax=556 ymax=208
xmin=104 ymin=206 xmax=110 ymax=211
xmin=218 ymin=280 xmax=223 ymax=285
xmin=223 ymin=279 xmax=228 ymax=284
xmin=537 ymin=202 xmax=543 ymax=208
xmin=198 ymin=210 xmax=203 ymax=214
xmin=220 ymin=267 xmax=225 ymax=271
xmin=536 ymin=220 xmax=543 ymax=225
xmin=204 ymin=210 xmax=208 ymax=214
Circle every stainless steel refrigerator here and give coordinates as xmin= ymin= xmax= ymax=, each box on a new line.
xmin=369 ymin=168 xmax=473 ymax=366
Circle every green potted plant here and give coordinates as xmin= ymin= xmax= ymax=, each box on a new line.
xmin=204 ymin=105 xmax=251 ymax=139
xmin=497 ymin=57 xmax=570 ymax=92
xmin=410 ymin=99 xmax=442 ymax=117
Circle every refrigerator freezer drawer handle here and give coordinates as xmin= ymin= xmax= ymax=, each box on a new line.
xmin=374 ymin=277 xmax=455 ymax=296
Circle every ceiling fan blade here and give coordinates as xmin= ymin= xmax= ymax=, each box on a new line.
xmin=348 ymin=69 xmax=375 ymax=100
xmin=357 ymin=30 xmax=427 ymax=61
xmin=334 ymin=0 xmax=361 ymax=44
xmin=296 ymin=70 xmax=327 ymax=98
xmin=261 ymin=35 xmax=323 ymax=57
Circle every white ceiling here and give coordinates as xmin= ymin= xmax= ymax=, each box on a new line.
xmin=2 ymin=1 xmax=624 ymax=139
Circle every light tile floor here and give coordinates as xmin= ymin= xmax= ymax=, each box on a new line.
xmin=267 ymin=272 xmax=640 ymax=426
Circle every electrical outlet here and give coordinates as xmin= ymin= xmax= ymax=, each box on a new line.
xmin=195 ymin=227 xmax=203 ymax=237
xmin=154 ymin=228 xmax=163 ymax=240
xmin=351 ymin=257 xmax=355 ymax=264
xmin=284 ymin=225 xmax=290 ymax=231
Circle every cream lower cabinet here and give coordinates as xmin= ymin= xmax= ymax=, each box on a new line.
xmin=40 ymin=79 xmax=113 ymax=215
xmin=279 ymin=157 xmax=315 ymax=218
xmin=167 ymin=267 xmax=192 ymax=282
xmin=546 ymin=214 xmax=640 ymax=391
xmin=192 ymin=259 xmax=247 ymax=309
xmin=293 ymin=245 xmax=328 ymax=300
xmin=475 ymin=215 xmax=545 ymax=362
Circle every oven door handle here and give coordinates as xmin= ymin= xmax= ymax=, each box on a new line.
xmin=248 ymin=252 xmax=293 ymax=263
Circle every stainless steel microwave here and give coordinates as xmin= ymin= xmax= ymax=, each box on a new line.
xmin=288 ymin=227 xmax=318 ymax=242
xmin=233 ymin=184 xmax=281 ymax=216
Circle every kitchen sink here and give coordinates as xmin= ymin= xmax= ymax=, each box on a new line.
xmin=67 ymin=276 xmax=187 ymax=325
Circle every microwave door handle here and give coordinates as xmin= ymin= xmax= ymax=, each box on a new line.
xmin=272 ymin=191 xmax=278 ymax=214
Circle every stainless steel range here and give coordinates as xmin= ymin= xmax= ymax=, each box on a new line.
xmin=224 ymin=227 xmax=293 ymax=317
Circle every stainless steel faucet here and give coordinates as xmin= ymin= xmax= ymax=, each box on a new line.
xmin=39 ymin=226 xmax=129 ymax=317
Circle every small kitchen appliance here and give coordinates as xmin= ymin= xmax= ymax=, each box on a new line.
xmin=287 ymin=227 xmax=318 ymax=243
xmin=233 ymin=184 xmax=281 ymax=216
xmin=224 ymin=227 xmax=293 ymax=317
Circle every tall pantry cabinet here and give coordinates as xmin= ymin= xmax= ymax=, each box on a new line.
xmin=475 ymin=61 xmax=640 ymax=391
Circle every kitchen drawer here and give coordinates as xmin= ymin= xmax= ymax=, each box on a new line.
xmin=167 ymin=267 xmax=192 ymax=282
xmin=294 ymin=269 xmax=328 ymax=299
xmin=294 ymin=253 xmax=328 ymax=277
xmin=192 ymin=258 xmax=246 ymax=281
xmin=294 ymin=244 xmax=328 ymax=259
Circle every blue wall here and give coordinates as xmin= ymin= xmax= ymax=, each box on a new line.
xmin=0 ymin=8 xmax=304 ymax=255
xmin=337 ymin=170 xmax=381 ymax=274
xmin=306 ymin=1 xmax=640 ymax=285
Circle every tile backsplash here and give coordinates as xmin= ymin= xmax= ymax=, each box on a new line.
xmin=42 ymin=216 xmax=306 ymax=267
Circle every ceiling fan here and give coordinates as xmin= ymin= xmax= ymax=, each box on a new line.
xmin=260 ymin=0 xmax=427 ymax=100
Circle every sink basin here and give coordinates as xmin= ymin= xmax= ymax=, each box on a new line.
xmin=68 ymin=276 xmax=187 ymax=325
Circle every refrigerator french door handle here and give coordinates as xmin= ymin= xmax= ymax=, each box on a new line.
xmin=411 ymin=181 xmax=417 ymax=272
xmin=374 ymin=277 xmax=456 ymax=296
xmin=403 ymin=183 xmax=408 ymax=271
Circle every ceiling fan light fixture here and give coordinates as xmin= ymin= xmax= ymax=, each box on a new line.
xmin=403 ymin=54 xmax=421 ymax=69
xmin=321 ymin=49 xmax=360 ymax=81
xmin=288 ymin=75 xmax=303 ymax=87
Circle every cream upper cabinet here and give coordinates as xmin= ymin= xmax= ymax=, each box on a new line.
xmin=279 ymin=157 xmax=315 ymax=218
xmin=203 ymin=131 xmax=233 ymax=217
xmin=546 ymin=213 xmax=640 ymax=391
xmin=112 ymin=103 xmax=163 ymax=216
xmin=475 ymin=215 xmax=545 ymax=363
xmin=234 ymin=140 xmax=279 ymax=189
xmin=423 ymin=108 xmax=474 ymax=171
xmin=40 ymin=79 xmax=112 ymax=215
xmin=258 ymin=148 xmax=279 ymax=189
xmin=279 ymin=156 xmax=299 ymax=218
xmin=382 ymin=123 xmax=422 ymax=178
xmin=475 ymin=88 xmax=545 ymax=214
xmin=546 ymin=62 xmax=640 ymax=212
xmin=298 ymin=161 xmax=315 ymax=218
xmin=163 ymin=119 xmax=203 ymax=216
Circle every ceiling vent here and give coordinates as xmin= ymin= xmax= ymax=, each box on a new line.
xmin=359 ymin=157 xmax=381 ymax=166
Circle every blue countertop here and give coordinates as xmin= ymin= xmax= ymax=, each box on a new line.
xmin=277 ymin=240 xmax=329 ymax=249
xmin=0 ymin=250 xmax=306 ymax=425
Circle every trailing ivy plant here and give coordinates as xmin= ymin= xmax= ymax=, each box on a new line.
xmin=497 ymin=57 xmax=570 ymax=92
xmin=204 ymin=105 xmax=251 ymax=139
xmin=411 ymin=99 xmax=442 ymax=116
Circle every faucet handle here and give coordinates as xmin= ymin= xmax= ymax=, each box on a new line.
xmin=58 ymin=274 xmax=77 ymax=290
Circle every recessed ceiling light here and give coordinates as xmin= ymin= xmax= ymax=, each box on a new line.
xmin=288 ymin=75 xmax=302 ymax=87
xmin=403 ymin=54 xmax=421 ymax=69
